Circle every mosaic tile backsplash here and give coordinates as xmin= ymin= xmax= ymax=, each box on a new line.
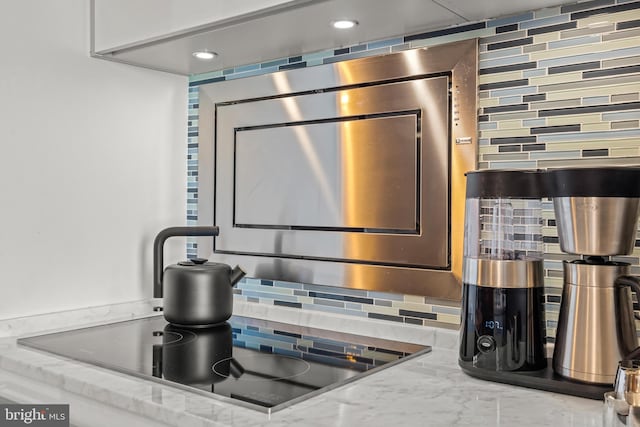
xmin=187 ymin=0 xmax=640 ymax=340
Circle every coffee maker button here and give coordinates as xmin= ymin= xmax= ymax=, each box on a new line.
xmin=477 ymin=335 xmax=496 ymax=353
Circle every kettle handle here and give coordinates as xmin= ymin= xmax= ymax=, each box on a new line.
xmin=616 ymin=275 xmax=640 ymax=360
xmin=153 ymin=226 xmax=219 ymax=298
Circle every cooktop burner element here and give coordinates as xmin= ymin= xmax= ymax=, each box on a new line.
xmin=18 ymin=315 xmax=430 ymax=413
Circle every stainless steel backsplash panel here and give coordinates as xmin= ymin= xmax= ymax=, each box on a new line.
xmin=198 ymin=39 xmax=478 ymax=301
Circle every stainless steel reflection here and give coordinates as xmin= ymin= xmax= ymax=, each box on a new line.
xmin=553 ymin=261 xmax=636 ymax=384
xmin=198 ymin=40 xmax=478 ymax=299
xmin=463 ymin=258 xmax=543 ymax=288
xmin=235 ymin=113 xmax=418 ymax=232
xmin=615 ymin=360 xmax=640 ymax=410
xmin=553 ymin=197 xmax=640 ymax=256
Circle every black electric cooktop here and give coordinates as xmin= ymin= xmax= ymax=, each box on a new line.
xmin=18 ymin=315 xmax=430 ymax=413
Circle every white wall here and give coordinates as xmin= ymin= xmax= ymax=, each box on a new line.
xmin=0 ymin=0 xmax=188 ymax=320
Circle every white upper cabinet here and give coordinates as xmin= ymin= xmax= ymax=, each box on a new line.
xmin=92 ymin=0 xmax=305 ymax=53
xmin=91 ymin=0 xmax=577 ymax=76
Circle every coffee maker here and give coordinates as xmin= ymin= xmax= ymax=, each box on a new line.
xmin=459 ymin=170 xmax=547 ymax=372
xmin=459 ymin=166 xmax=640 ymax=399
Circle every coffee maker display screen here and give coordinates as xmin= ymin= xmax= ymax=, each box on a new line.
xmin=459 ymin=283 xmax=546 ymax=372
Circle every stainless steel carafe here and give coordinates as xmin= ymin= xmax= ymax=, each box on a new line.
xmin=548 ymin=167 xmax=640 ymax=385
xmin=553 ymin=259 xmax=638 ymax=383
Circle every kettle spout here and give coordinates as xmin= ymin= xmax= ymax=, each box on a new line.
xmin=230 ymin=265 xmax=246 ymax=287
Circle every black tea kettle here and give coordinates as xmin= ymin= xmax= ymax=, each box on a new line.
xmin=153 ymin=226 xmax=245 ymax=327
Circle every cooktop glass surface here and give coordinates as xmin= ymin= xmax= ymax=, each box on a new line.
xmin=18 ymin=315 xmax=430 ymax=413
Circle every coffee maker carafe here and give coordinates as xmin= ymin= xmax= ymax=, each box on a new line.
xmin=459 ymin=170 xmax=547 ymax=372
xmin=548 ymin=167 xmax=640 ymax=384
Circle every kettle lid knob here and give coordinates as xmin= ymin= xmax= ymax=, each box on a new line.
xmin=176 ymin=258 xmax=208 ymax=267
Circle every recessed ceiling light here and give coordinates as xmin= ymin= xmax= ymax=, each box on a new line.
xmin=192 ymin=51 xmax=217 ymax=60
xmin=332 ymin=20 xmax=358 ymax=29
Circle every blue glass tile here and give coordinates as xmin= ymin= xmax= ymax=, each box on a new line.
xmin=345 ymin=302 xmax=363 ymax=310
xmin=499 ymin=96 xmax=522 ymax=105
xmin=489 ymin=160 xmax=538 ymax=169
xmin=584 ymin=96 xmax=609 ymax=105
xmin=366 ymin=291 xmax=404 ymax=301
xmin=488 ymin=12 xmax=534 ymax=28
xmin=539 ymin=46 xmax=640 ymax=68
xmin=374 ymin=300 xmax=393 ymax=307
xmin=260 ymin=59 xmax=288 ymax=68
xmin=602 ymin=110 xmax=640 ymax=121
xmin=234 ymin=63 xmax=260 ymax=73
xmin=479 ymin=122 xmax=498 ymax=130
xmin=544 ymin=260 xmax=563 ymax=270
xmin=523 ymin=118 xmax=547 ymax=127
xmin=239 ymin=290 xmax=299 ymax=302
xmin=524 ymin=69 xmax=546 ymax=78
xmin=367 ymin=37 xmax=404 ymax=49
xmin=432 ymin=305 xmax=460 ymax=315
xmin=490 ymin=86 xmax=537 ymax=97
xmin=302 ymin=283 xmax=368 ymax=297
xmin=519 ymin=14 xmax=569 ymax=29
xmin=323 ymin=47 xmax=389 ymax=64
xmin=302 ymin=304 xmax=368 ymax=317
xmin=273 ymin=280 xmax=303 ymax=290
xmin=188 ymin=76 xmax=225 ymax=86
xmin=548 ymin=35 xmax=600 ymax=50
xmin=302 ymin=50 xmax=333 ymax=62
xmin=313 ymin=298 xmax=345 ymax=308
xmin=480 ymin=62 xmax=537 ymax=75
xmin=479 ymin=138 xmax=491 ymax=146
xmin=479 ymin=47 xmax=523 ymax=61
xmin=391 ymin=43 xmax=412 ymax=52
xmin=479 ymin=55 xmax=531 ymax=69
xmin=350 ymin=44 xmax=367 ymax=52
xmin=309 ymin=291 xmax=373 ymax=304
xmin=538 ymin=128 xmax=640 ymax=142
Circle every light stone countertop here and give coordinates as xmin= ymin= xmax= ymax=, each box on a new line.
xmin=0 ymin=300 xmax=604 ymax=427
